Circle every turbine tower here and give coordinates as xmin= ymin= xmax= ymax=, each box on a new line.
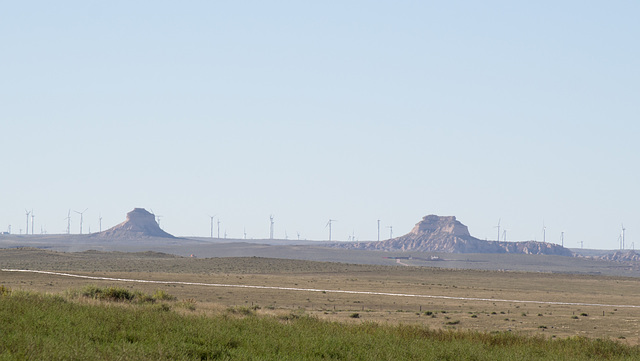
xmin=542 ymin=221 xmax=546 ymax=243
xmin=387 ymin=225 xmax=393 ymax=239
xmin=494 ymin=218 xmax=501 ymax=242
xmin=31 ymin=211 xmax=35 ymax=236
xmin=25 ymin=209 xmax=31 ymax=235
xmin=99 ymin=214 xmax=102 ymax=232
xmin=209 ymin=215 xmax=215 ymax=238
xmin=269 ymin=215 xmax=274 ymax=239
xmin=377 ymin=219 xmax=381 ymax=242
xmin=150 ymin=209 xmax=162 ymax=228
xmin=217 ymin=218 xmax=221 ymax=238
xmin=74 ymin=208 xmax=88 ymax=234
xmin=326 ymin=219 xmax=336 ymax=241
xmin=622 ymin=224 xmax=626 ymax=250
xmin=618 ymin=234 xmax=622 ymax=250
xmin=561 ymin=231 xmax=564 ymax=247
xmin=65 ymin=210 xmax=71 ymax=234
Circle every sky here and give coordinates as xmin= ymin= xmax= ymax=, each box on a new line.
xmin=1 ymin=1 xmax=638 ymax=249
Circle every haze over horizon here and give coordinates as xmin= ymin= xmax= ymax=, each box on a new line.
xmin=1 ymin=2 xmax=638 ymax=249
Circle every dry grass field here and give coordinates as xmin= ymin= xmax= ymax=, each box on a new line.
xmin=2 ymin=248 xmax=640 ymax=345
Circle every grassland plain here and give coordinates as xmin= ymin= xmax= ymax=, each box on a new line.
xmin=1 ymin=248 xmax=640 ymax=345
xmin=1 ymin=287 xmax=640 ymax=361
xmin=3 ymin=235 xmax=640 ymax=277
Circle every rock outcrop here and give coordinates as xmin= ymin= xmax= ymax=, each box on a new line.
xmin=94 ymin=208 xmax=175 ymax=239
xmin=331 ymin=215 xmax=573 ymax=256
xmin=596 ymin=250 xmax=640 ymax=262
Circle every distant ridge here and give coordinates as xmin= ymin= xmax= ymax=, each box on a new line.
xmin=595 ymin=250 xmax=640 ymax=262
xmin=94 ymin=208 xmax=175 ymax=239
xmin=331 ymin=214 xmax=573 ymax=256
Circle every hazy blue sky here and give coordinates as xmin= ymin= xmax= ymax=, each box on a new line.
xmin=1 ymin=1 xmax=638 ymax=249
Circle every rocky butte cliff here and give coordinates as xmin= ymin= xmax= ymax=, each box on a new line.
xmin=94 ymin=208 xmax=176 ymax=239
xmin=332 ymin=215 xmax=573 ymax=256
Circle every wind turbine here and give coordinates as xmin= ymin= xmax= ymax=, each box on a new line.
xmin=209 ymin=215 xmax=216 ymax=238
xmin=99 ymin=214 xmax=102 ymax=232
xmin=542 ymin=221 xmax=546 ymax=243
xmin=31 ymin=210 xmax=35 ymax=236
xmin=622 ymin=224 xmax=626 ymax=250
xmin=561 ymin=231 xmax=564 ymax=247
xmin=74 ymin=208 xmax=88 ymax=234
xmin=25 ymin=209 xmax=31 ymax=235
xmin=149 ymin=209 xmax=162 ymax=228
xmin=494 ymin=218 xmax=501 ymax=242
xmin=269 ymin=215 xmax=274 ymax=239
xmin=64 ymin=210 xmax=71 ymax=234
xmin=502 ymin=229 xmax=508 ymax=242
xmin=387 ymin=225 xmax=393 ymax=239
xmin=217 ymin=218 xmax=221 ymax=238
xmin=377 ymin=219 xmax=381 ymax=242
xmin=326 ymin=219 xmax=336 ymax=241
xmin=617 ymin=234 xmax=622 ymax=250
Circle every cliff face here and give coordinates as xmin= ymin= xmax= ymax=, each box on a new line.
xmin=95 ymin=208 xmax=175 ymax=239
xmin=497 ymin=240 xmax=573 ymax=256
xmin=332 ymin=215 xmax=573 ymax=256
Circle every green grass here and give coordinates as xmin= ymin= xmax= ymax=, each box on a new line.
xmin=1 ymin=289 xmax=640 ymax=360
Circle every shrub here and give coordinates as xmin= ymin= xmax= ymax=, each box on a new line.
xmin=80 ymin=285 xmax=102 ymax=298
xmin=177 ymin=298 xmax=197 ymax=311
xmin=155 ymin=303 xmax=171 ymax=312
xmin=226 ymin=306 xmax=255 ymax=316
xmin=0 ymin=285 xmax=10 ymax=296
xmin=580 ymin=313 xmax=588 ymax=317
xmin=81 ymin=285 xmax=134 ymax=301
xmin=133 ymin=291 xmax=155 ymax=304
xmin=350 ymin=313 xmax=360 ymax=318
xmin=102 ymin=287 xmax=134 ymax=301
xmin=153 ymin=289 xmax=176 ymax=301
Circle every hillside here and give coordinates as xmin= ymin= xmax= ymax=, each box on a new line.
xmin=329 ymin=215 xmax=573 ymax=256
xmin=93 ymin=208 xmax=176 ymax=239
